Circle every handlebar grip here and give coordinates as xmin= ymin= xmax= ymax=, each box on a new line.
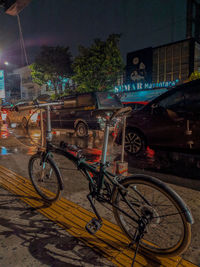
xmin=15 ymin=104 xmax=35 ymax=111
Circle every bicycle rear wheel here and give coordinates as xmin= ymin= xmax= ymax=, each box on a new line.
xmin=29 ymin=153 xmax=62 ymax=202
xmin=112 ymin=175 xmax=191 ymax=257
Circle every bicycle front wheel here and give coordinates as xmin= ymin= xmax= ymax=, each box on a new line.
xmin=28 ymin=153 xmax=62 ymax=202
xmin=112 ymin=175 xmax=191 ymax=257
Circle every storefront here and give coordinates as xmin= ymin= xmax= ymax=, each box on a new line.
xmin=115 ymin=38 xmax=200 ymax=103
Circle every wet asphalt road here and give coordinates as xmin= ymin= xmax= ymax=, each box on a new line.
xmin=0 ymin=123 xmax=199 ymax=265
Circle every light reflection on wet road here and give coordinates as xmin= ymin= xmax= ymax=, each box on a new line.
xmin=0 ymin=122 xmax=199 ymax=266
xmin=1 ymin=123 xmax=200 ymax=179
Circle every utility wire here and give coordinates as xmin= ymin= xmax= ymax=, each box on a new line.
xmin=17 ymin=14 xmax=29 ymax=66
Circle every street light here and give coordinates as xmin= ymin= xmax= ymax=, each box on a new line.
xmin=4 ymin=0 xmax=32 ymax=16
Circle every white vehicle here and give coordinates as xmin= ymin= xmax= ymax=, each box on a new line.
xmin=5 ymin=101 xmax=39 ymax=128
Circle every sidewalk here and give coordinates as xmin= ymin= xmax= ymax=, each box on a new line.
xmin=0 ymin=165 xmax=197 ymax=267
xmin=0 ymin=175 xmax=114 ymax=267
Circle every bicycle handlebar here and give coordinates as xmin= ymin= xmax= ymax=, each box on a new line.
xmin=15 ymin=101 xmax=132 ymax=120
xmin=15 ymin=101 xmax=64 ymax=111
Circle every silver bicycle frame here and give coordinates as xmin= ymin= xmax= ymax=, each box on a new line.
xmin=46 ymin=105 xmax=52 ymax=142
xmin=37 ymin=101 xmax=63 ymax=143
xmin=100 ymin=122 xmax=110 ymax=165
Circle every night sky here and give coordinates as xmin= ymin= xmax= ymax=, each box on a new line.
xmin=0 ymin=0 xmax=186 ymax=66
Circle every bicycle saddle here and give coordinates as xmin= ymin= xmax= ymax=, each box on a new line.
xmin=92 ymin=107 xmax=132 ymax=121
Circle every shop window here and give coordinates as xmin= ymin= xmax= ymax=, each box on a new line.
xmin=77 ymin=94 xmax=95 ymax=107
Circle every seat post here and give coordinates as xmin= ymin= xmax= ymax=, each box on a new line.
xmin=100 ymin=122 xmax=110 ymax=165
xmin=46 ymin=105 xmax=52 ymax=142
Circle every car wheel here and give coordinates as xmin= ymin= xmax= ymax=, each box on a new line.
xmin=76 ymin=122 xmax=88 ymax=137
xmin=124 ymin=129 xmax=145 ymax=155
xmin=21 ymin=117 xmax=28 ymax=128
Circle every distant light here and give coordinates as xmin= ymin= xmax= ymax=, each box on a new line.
xmin=4 ymin=61 xmax=9 ymax=65
xmin=11 ymin=123 xmax=17 ymax=128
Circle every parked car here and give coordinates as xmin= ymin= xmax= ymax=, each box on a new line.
xmin=39 ymin=92 xmax=122 ymax=137
xmin=4 ymin=101 xmax=39 ymax=127
xmin=116 ymin=79 xmax=200 ymax=155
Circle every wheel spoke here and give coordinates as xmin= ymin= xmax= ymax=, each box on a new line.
xmin=112 ymin=177 xmax=190 ymax=256
xmin=29 ymin=154 xmax=61 ymax=202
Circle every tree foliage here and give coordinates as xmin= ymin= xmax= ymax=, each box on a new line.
xmin=72 ymin=34 xmax=124 ymax=93
xmin=189 ymin=71 xmax=200 ymax=81
xmin=30 ymin=46 xmax=73 ymax=95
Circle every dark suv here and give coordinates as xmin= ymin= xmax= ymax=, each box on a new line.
xmin=116 ymin=79 xmax=200 ymax=154
xmin=49 ymin=92 xmax=122 ymax=137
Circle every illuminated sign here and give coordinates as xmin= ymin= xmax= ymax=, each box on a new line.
xmin=114 ymin=80 xmax=179 ymax=93
xmin=120 ymin=89 xmax=168 ymax=103
xmin=126 ymin=47 xmax=153 ymax=84
xmin=0 ymin=70 xmax=5 ymax=98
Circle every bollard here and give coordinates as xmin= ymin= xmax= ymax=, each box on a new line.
xmin=114 ymin=161 xmax=128 ymax=176
xmin=185 ymin=120 xmax=194 ymax=149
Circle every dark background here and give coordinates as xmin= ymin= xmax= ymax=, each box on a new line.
xmin=0 ymin=0 xmax=187 ymax=65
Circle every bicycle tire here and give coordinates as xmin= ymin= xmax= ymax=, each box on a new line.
xmin=28 ymin=153 xmax=62 ymax=202
xmin=112 ymin=174 xmax=191 ymax=257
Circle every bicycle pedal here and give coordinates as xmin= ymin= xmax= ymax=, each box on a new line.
xmin=85 ymin=218 xmax=102 ymax=235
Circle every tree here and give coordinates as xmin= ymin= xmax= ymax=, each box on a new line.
xmin=72 ymin=34 xmax=124 ymax=93
xmin=189 ymin=71 xmax=200 ymax=81
xmin=30 ymin=46 xmax=73 ymax=96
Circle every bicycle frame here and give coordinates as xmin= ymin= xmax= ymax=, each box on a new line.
xmin=42 ymin=140 xmax=140 ymax=224
xmin=39 ymin=105 xmax=140 ymax=224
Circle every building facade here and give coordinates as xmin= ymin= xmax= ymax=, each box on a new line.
xmin=126 ymin=38 xmax=200 ymax=87
xmin=115 ymin=38 xmax=200 ymax=103
xmin=13 ymin=66 xmax=47 ymax=101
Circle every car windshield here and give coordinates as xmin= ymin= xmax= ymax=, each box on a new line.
xmin=96 ymin=92 xmax=122 ymax=109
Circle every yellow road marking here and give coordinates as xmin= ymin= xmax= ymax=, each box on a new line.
xmin=0 ymin=165 xmax=197 ymax=267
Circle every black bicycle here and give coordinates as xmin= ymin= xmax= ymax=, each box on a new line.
xmin=16 ymin=100 xmax=193 ymax=264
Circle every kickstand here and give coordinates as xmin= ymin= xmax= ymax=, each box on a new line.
xmin=131 ymin=238 xmax=140 ymax=267
xmin=129 ymin=229 xmax=143 ymax=267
